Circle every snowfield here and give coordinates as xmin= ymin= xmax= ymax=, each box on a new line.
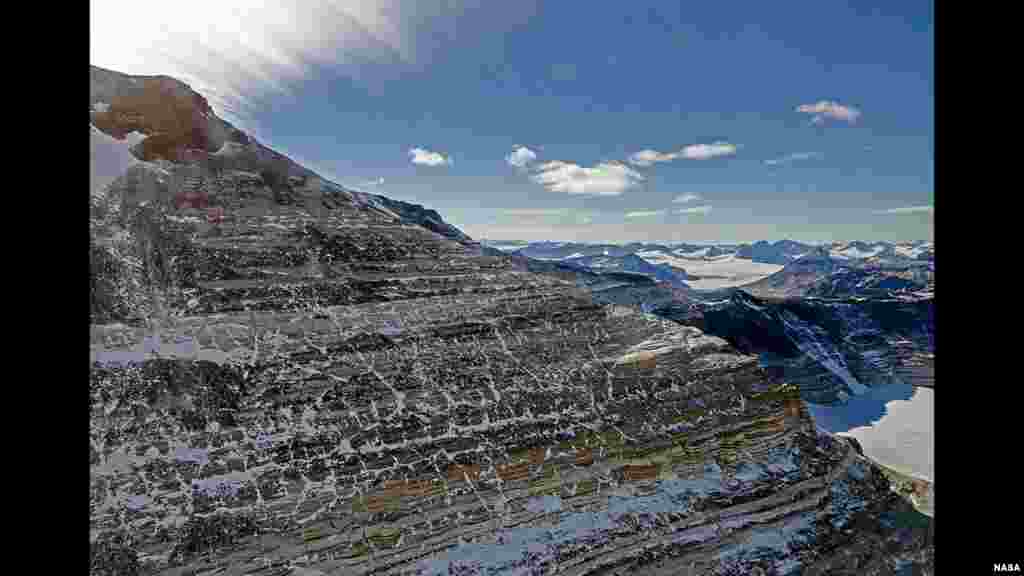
xmin=637 ymin=253 xmax=784 ymax=290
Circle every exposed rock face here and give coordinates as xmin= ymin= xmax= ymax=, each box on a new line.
xmin=737 ymin=248 xmax=841 ymax=298
xmin=739 ymin=247 xmax=933 ymax=301
xmin=88 ymin=66 xmax=932 ymax=575
xmin=802 ymin=267 xmax=930 ymax=299
xmin=654 ymin=290 xmax=935 ymax=402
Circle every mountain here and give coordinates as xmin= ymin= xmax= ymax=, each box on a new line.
xmin=89 ymin=66 xmax=931 ymax=576
xmin=559 ymin=253 xmax=690 ymax=288
xmin=492 ymin=239 xmax=931 ymax=295
xmin=479 ymin=239 xmax=531 ymax=252
xmin=500 ymin=239 xmax=930 ymax=267
xmin=354 ymin=193 xmax=471 ymax=243
xmin=739 ymin=245 xmax=934 ymax=300
xmin=512 ymin=241 xmax=649 ymax=260
xmin=652 ymin=289 xmax=934 ymax=404
xmin=829 ymin=241 xmax=889 ymax=261
xmin=738 ymin=247 xmax=842 ymax=297
xmin=735 ymin=240 xmax=815 ymax=264
xmin=804 ymin=267 xmax=931 ymax=299
xmin=665 ymin=244 xmax=737 ymax=259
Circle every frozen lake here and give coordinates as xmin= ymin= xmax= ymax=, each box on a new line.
xmin=807 ymin=383 xmax=934 ymax=484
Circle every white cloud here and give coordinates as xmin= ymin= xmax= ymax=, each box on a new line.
xmin=628 ymin=149 xmax=678 ymax=167
xmin=530 ymin=160 xmax=643 ymax=196
xmin=676 ymin=205 xmax=713 ymax=215
xmin=506 ymin=145 xmax=538 ymax=168
xmin=409 ymin=147 xmax=452 ymax=167
xmin=873 ymin=205 xmax=933 ymax=215
xmin=680 ymin=142 xmax=738 ymax=160
xmin=764 ymin=152 xmax=822 ymax=166
xmin=628 ymin=142 xmax=737 ymax=166
xmin=797 ymin=101 xmax=861 ymax=124
xmin=672 ymin=193 xmax=702 ymax=204
xmin=360 ymin=177 xmax=385 ymax=187
xmin=625 ymin=210 xmax=666 ymax=218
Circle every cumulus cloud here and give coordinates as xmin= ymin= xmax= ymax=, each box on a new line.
xmin=409 ymin=147 xmax=452 ymax=167
xmin=873 ymin=205 xmax=933 ymax=215
xmin=672 ymin=194 xmax=702 ymax=204
xmin=530 ymin=160 xmax=644 ymax=196
xmin=627 ymin=142 xmax=737 ymax=166
xmin=764 ymin=152 xmax=822 ymax=166
xmin=628 ymin=149 xmax=678 ymax=167
xmin=506 ymin=145 xmax=538 ymax=168
xmin=625 ymin=210 xmax=666 ymax=218
xmin=797 ymin=101 xmax=861 ymax=124
xmin=676 ymin=205 xmax=713 ymax=215
xmin=680 ymin=142 xmax=738 ymax=160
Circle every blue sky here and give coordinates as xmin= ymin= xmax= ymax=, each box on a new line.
xmin=91 ymin=0 xmax=933 ymax=244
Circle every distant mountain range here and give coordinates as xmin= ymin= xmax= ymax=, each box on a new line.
xmin=558 ymin=253 xmax=690 ymax=288
xmin=482 ymin=239 xmax=934 ymax=297
xmin=741 ymin=247 xmax=934 ymax=299
xmin=482 ymin=239 xmax=933 ymax=264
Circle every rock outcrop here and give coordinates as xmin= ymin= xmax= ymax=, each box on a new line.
xmin=654 ymin=290 xmax=935 ymax=401
xmin=89 ymin=65 xmax=932 ymax=576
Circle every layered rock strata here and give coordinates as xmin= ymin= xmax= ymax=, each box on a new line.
xmin=89 ymin=65 xmax=932 ymax=576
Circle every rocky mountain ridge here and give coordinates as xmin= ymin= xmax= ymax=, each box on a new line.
xmin=653 ymin=290 xmax=935 ymax=404
xmin=89 ymin=65 xmax=932 ymax=576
